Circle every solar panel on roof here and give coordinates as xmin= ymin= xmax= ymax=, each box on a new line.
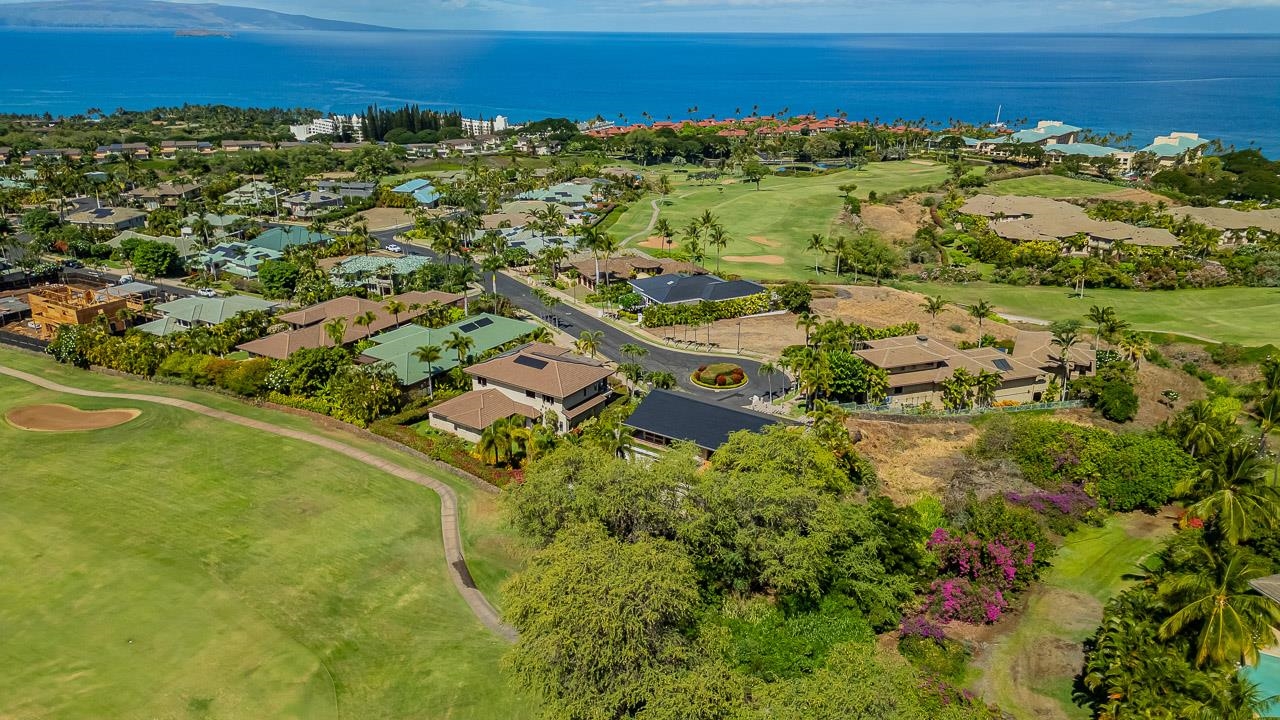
xmin=993 ymin=359 xmax=1013 ymax=372
xmin=458 ymin=322 xmax=478 ymax=332
xmin=473 ymin=317 xmax=493 ymax=328
xmin=514 ymin=355 xmax=548 ymax=370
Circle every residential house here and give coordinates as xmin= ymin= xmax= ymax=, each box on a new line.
xmin=516 ymin=181 xmax=598 ymax=210
xmin=0 ymin=146 xmax=11 ymax=165
xmin=181 ymin=213 xmax=248 ymax=241
xmin=1011 ymin=330 xmax=1096 ymax=381
xmin=125 ymin=182 xmax=201 ymax=210
xmin=317 ymin=180 xmax=377 ymax=200
xmin=571 ymin=256 xmax=704 ymax=288
xmin=329 ymin=142 xmax=368 ymax=153
xmin=94 ymin=143 xmax=151 ymax=162
xmin=237 ymin=291 xmax=459 ymax=359
xmin=248 ymin=226 xmax=331 ymax=253
xmin=159 ymin=140 xmax=215 ymax=158
xmin=220 ymin=181 xmax=283 ymax=209
xmin=1044 ymin=143 xmax=1135 ymax=173
xmin=328 ymin=254 xmax=438 ymax=295
xmin=220 ymin=140 xmax=269 ymax=152
xmin=192 ymin=242 xmax=283 ymax=279
xmin=390 ymin=178 xmax=442 ymax=207
xmin=360 ymin=312 xmax=533 ymax=386
xmin=135 ymin=295 xmax=277 ymax=336
xmin=429 ymin=342 xmax=611 ymax=440
xmin=22 ymin=148 xmax=83 ymax=164
xmin=624 ymin=389 xmax=791 ymax=459
xmin=66 ymin=207 xmax=147 ymax=231
xmin=25 ymin=284 xmax=129 ymax=337
xmin=628 ymin=273 xmax=766 ymax=308
xmin=108 ymin=230 xmax=201 ymax=260
xmin=1167 ymin=206 xmax=1280 ymax=244
xmin=282 ymin=190 xmax=343 ymax=218
xmin=439 ymin=138 xmax=475 ymax=155
xmin=854 ymin=335 xmax=1054 ymax=408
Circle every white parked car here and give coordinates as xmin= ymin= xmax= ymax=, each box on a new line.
xmin=197 ymin=288 xmax=218 ymax=298
xmin=385 ymin=243 xmax=402 ymax=254
xmin=118 ymin=274 xmax=134 ymax=284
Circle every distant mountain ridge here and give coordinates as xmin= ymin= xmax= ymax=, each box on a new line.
xmin=0 ymin=0 xmax=401 ymax=32
xmin=1069 ymin=7 xmax=1280 ymax=34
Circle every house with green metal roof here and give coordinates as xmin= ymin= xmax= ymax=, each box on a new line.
xmin=1141 ymin=132 xmax=1209 ymax=161
xmin=192 ymin=242 xmax=282 ymax=278
xmin=136 ymin=295 xmax=278 ymax=335
xmin=329 ymin=254 xmax=436 ymax=294
xmin=183 ymin=213 xmax=248 ymax=240
xmin=108 ymin=230 xmax=201 ymax=259
xmin=249 ymin=226 xmax=331 ymax=253
xmin=359 ymin=312 xmax=537 ymax=386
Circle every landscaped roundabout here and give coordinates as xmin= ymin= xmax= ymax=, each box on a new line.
xmin=690 ymin=362 xmax=748 ymax=389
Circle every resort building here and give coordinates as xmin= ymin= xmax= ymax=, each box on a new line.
xmin=237 ymin=291 xmax=460 ymax=360
xmin=135 ymin=295 xmax=278 ymax=336
xmin=628 ymin=273 xmax=767 ymax=308
xmin=1166 ymin=206 xmax=1280 ymax=244
xmin=428 ymin=342 xmax=611 ymax=440
xmin=624 ymin=389 xmax=791 ymax=459
xmin=515 ymin=181 xmax=600 ymax=210
xmin=281 ymin=190 xmax=343 ymax=218
xmin=460 ymin=115 xmax=510 ymax=135
xmin=1044 ymin=143 xmax=1135 ymax=173
xmin=22 ymin=148 xmax=83 ymax=164
xmin=66 ymin=207 xmax=147 ymax=232
xmin=1141 ymin=132 xmax=1209 ymax=166
xmin=288 ymin=114 xmax=364 ymax=142
xmin=359 ymin=312 xmax=533 ymax=386
xmin=958 ymin=195 xmax=1181 ymax=253
xmin=976 ymin=121 xmax=1082 ymax=156
xmin=220 ymin=140 xmax=269 ymax=153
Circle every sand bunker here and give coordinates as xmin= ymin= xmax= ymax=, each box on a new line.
xmin=723 ymin=254 xmax=786 ymax=265
xmin=5 ymin=404 xmax=140 ymax=432
xmin=747 ymin=235 xmax=780 ymax=248
xmin=638 ymin=236 xmax=670 ymax=249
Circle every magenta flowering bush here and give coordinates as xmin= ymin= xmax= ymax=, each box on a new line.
xmin=1005 ymin=484 xmax=1097 ymax=534
xmin=924 ymin=577 xmax=1007 ymax=624
xmin=916 ymin=528 xmax=1038 ymax=625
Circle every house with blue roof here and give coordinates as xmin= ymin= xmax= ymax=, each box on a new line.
xmin=390 ymin=178 xmax=442 ymax=207
xmin=1141 ymin=132 xmax=1209 ymax=165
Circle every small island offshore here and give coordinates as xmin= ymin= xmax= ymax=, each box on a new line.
xmin=174 ymin=28 xmax=232 ymax=38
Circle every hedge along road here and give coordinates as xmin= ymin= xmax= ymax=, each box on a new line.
xmin=0 ymin=365 xmax=518 ymax=643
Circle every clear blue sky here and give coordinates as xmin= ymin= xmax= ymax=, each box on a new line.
xmin=0 ymin=0 xmax=1277 ymax=31
xmin=205 ymin=0 xmax=1277 ymax=32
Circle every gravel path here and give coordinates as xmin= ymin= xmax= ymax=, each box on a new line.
xmin=0 ymin=365 xmax=518 ymax=643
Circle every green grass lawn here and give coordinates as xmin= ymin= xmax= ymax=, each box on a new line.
xmin=0 ymin=350 xmax=532 ymax=720
xmin=983 ymin=175 xmax=1130 ymax=199
xmin=610 ymin=161 xmax=951 ymax=282
xmin=900 ymin=280 xmax=1280 ymax=346
xmin=975 ymin=514 xmax=1170 ymax=719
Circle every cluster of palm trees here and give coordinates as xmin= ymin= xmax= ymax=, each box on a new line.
xmin=939 ymin=366 xmax=1003 ymax=411
xmin=678 ymin=210 xmax=730 ymax=272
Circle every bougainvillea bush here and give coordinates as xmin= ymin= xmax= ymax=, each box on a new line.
xmin=1005 ymin=483 xmax=1098 ymax=534
xmin=914 ymin=527 xmax=1038 ymax=625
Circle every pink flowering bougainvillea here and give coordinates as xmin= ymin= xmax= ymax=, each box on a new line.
xmin=919 ymin=528 xmax=1037 ymax=625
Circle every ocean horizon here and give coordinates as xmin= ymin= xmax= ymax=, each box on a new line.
xmin=2 ymin=29 xmax=1277 ymax=152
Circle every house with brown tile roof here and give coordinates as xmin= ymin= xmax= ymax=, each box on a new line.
xmin=959 ymin=194 xmax=1181 ymax=253
xmin=426 ymin=389 xmax=543 ymax=442
xmin=571 ymin=256 xmax=707 ymax=287
xmin=855 ymin=334 xmax=1053 ymax=407
xmin=237 ymin=290 xmax=458 ymax=360
xmin=429 ymin=342 xmax=613 ymax=438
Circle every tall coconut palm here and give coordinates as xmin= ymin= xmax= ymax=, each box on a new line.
xmin=323 ymin=317 xmax=347 ymax=348
xmin=383 ymin=299 xmax=407 ymax=326
xmin=1254 ymin=392 xmax=1280 ymax=452
xmin=1174 ymin=400 xmax=1230 ymax=459
xmin=444 ymin=330 xmax=475 ymax=367
xmin=1118 ymin=331 xmax=1151 ymax=369
xmin=1158 ymin=540 xmax=1280 ymax=667
xmin=653 ymin=217 xmax=675 ymax=253
xmin=412 ymin=344 xmax=443 ymax=397
xmin=707 ymin=224 xmax=730 ymax=273
xmin=352 ymin=310 xmax=378 ymax=338
xmin=1177 ymin=442 xmax=1280 ymax=545
xmin=968 ymin=299 xmax=993 ymax=330
xmin=806 ymin=233 xmax=825 ymax=275
xmin=795 ymin=311 xmax=819 ymax=346
xmin=974 ymin=369 xmax=1002 ymax=408
xmin=1051 ymin=321 xmax=1083 ymax=384
xmin=759 ymin=361 xmax=778 ymax=397
xmin=620 ymin=343 xmax=648 ymax=362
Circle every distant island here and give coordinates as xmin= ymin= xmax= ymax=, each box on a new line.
xmin=1065 ymin=7 xmax=1280 ymax=34
xmin=0 ymin=0 xmax=402 ymax=32
xmin=175 ymin=29 xmax=233 ymax=38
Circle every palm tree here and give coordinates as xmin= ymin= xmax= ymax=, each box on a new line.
xmin=323 ymin=317 xmax=347 ymax=348
xmin=1253 ymin=392 xmax=1280 ymax=452
xmin=383 ymin=299 xmax=407 ymax=326
xmin=1051 ymin=322 xmax=1082 ymax=384
xmin=1175 ymin=400 xmax=1229 ymax=459
xmin=707 ymin=224 xmax=730 ymax=273
xmin=968 ymin=299 xmax=993 ymax=330
xmin=481 ymin=253 xmax=505 ymax=296
xmin=653 ymin=217 xmax=675 ymax=253
xmin=454 ymin=264 xmax=478 ymax=315
xmin=759 ymin=361 xmax=778 ymax=397
xmin=1178 ymin=442 xmax=1280 ymax=545
xmin=412 ymin=344 xmax=443 ymax=397
xmin=974 ymin=369 xmax=1001 ymax=408
xmin=524 ymin=326 xmax=554 ymax=344
xmin=352 ymin=310 xmax=378 ymax=338
xmin=796 ymin=311 xmax=819 ymax=346
xmin=620 ymin=343 xmax=648 ymax=362
xmin=476 ymin=418 xmax=507 ymax=465
xmin=445 ymin=330 xmax=475 ymax=367
xmin=806 ymin=233 xmax=825 ymax=274
xmin=575 ymin=330 xmax=604 ymax=358
xmin=683 ymin=237 xmax=705 ymax=266
xmin=921 ymin=295 xmax=948 ymax=320
xmin=1118 ymin=331 xmax=1151 ymax=369
xmin=1086 ymin=305 xmax=1117 ymax=352
xmin=1158 ymin=541 xmax=1280 ymax=667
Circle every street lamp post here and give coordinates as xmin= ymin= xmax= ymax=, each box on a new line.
xmin=736 ymin=318 xmax=742 ymax=354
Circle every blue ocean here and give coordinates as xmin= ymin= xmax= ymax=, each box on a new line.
xmin=1 ymin=29 xmax=1278 ymax=152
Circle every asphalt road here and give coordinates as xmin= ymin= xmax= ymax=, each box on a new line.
xmin=376 ymin=225 xmax=783 ymax=404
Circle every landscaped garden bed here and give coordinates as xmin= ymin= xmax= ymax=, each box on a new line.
xmin=691 ymin=362 xmax=747 ymax=389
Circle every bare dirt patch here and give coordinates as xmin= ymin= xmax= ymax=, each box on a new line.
xmin=1133 ymin=360 xmax=1207 ymax=427
xmin=358 ymin=208 xmax=415 ymax=231
xmin=723 ymin=254 xmax=786 ymax=265
xmin=1106 ymin=188 xmax=1173 ymax=204
xmin=849 ymin=418 xmax=978 ymax=502
xmin=747 ymin=235 xmax=780 ymax=248
xmin=5 ymin=404 xmax=140 ymax=432
xmin=859 ymin=202 xmax=929 ymax=240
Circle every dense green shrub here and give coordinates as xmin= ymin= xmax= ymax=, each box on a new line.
xmin=897 ymin=635 xmax=971 ymax=682
xmin=640 ymin=292 xmax=772 ymax=327
xmin=1088 ymin=433 xmax=1197 ymax=512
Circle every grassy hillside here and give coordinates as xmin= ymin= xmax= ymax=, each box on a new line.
xmin=983 ymin=175 xmax=1130 ymax=198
